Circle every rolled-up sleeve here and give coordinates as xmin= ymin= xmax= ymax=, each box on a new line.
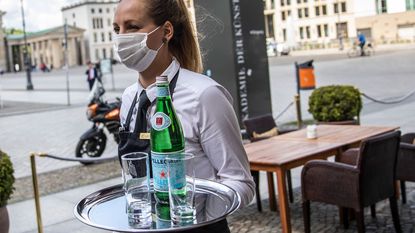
xmin=197 ymin=86 xmax=255 ymax=208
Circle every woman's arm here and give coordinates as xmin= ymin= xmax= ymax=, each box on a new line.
xmin=197 ymin=86 xmax=255 ymax=208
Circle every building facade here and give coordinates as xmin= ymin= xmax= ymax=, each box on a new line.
xmin=62 ymin=0 xmax=118 ymax=63
xmin=6 ymin=25 xmax=85 ymax=72
xmin=263 ymin=0 xmax=371 ymax=48
xmin=263 ymin=0 xmax=415 ymax=47
xmin=0 ymin=11 xmax=6 ymax=72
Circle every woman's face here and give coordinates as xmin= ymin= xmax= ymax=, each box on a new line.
xmin=113 ymin=0 xmax=164 ymax=50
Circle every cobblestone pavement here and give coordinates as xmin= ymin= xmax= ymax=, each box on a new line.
xmin=228 ymin=183 xmax=415 ymax=233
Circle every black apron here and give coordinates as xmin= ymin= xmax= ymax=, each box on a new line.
xmin=117 ymin=70 xmax=230 ymax=233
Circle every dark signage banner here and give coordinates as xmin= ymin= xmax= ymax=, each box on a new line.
xmin=194 ymin=0 xmax=272 ymax=124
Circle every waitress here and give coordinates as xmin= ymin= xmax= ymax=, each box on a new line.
xmin=113 ymin=0 xmax=255 ymax=231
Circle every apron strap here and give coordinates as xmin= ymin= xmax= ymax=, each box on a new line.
xmin=123 ymin=92 xmax=138 ymax=131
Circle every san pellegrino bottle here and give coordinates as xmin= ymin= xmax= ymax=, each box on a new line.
xmin=150 ymin=76 xmax=185 ymax=204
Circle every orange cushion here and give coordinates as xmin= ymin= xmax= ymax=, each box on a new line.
xmin=253 ymin=127 xmax=278 ymax=139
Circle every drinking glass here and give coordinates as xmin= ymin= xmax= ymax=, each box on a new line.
xmin=121 ymin=152 xmax=151 ymax=228
xmin=166 ymin=153 xmax=196 ymax=226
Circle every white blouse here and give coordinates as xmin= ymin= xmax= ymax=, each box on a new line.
xmin=120 ymin=59 xmax=255 ymax=208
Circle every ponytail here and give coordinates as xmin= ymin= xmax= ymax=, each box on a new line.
xmin=148 ymin=0 xmax=203 ymax=73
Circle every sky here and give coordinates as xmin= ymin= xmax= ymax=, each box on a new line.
xmin=0 ymin=0 xmax=79 ymax=32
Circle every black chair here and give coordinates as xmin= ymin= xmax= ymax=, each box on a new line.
xmin=302 ymin=131 xmax=402 ymax=233
xmin=396 ymin=133 xmax=415 ymax=204
xmin=243 ymin=114 xmax=295 ymax=212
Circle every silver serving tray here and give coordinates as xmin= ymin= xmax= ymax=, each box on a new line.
xmin=74 ymin=178 xmax=241 ymax=232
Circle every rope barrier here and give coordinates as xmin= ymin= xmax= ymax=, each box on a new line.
xmin=30 ymin=153 xmax=119 ymax=233
xmin=362 ymin=90 xmax=415 ymax=104
xmin=34 ymin=153 xmax=118 ymax=163
xmin=275 ymin=101 xmax=294 ymax=120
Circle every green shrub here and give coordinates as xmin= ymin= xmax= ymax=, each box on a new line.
xmin=0 ymin=150 xmax=15 ymax=207
xmin=308 ymin=85 xmax=362 ymax=122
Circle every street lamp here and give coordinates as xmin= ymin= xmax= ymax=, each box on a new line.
xmin=20 ymin=0 xmax=34 ymax=90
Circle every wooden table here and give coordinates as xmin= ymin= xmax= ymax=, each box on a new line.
xmin=244 ymin=125 xmax=398 ymax=233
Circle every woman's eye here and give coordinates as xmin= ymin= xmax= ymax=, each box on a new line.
xmin=113 ymin=27 xmax=120 ymax=34
xmin=126 ymin=24 xmax=140 ymax=32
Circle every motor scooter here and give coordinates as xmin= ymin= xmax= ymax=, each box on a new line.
xmin=75 ymin=80 xmax=121 ymax=164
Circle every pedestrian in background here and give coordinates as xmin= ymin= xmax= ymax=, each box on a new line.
xmin=85 ymin=61 xmax=98 ymax=90
xmin=358 ymin=31 xmax=366 ymax=56
xmin=113 ymin=0 xmax=254 ymax=232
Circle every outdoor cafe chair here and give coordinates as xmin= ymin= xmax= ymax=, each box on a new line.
xmin=396 ymin=133 xmax=415 ymax=204
xmin=301 ymin=131 xmax=402 ymax=233
xmin=243 ymin=114 xmax=295 ymax=212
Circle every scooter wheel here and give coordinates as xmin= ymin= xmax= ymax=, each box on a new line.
xmin=75 ymin=133 xmax=107 ymax=165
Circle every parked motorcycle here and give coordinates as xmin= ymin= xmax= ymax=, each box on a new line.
xmin=75 ymin=80 xmax=121 ymax=164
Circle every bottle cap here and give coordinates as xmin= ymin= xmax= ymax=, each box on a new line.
xmin=156 ymin=76 xmax=168 ymax=85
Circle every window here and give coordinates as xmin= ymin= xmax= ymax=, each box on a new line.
xmin=282 ymin=11 xmax=286 ymax=20
xmin=297 ymin=0 xmax=301 ymax=3
xmin=298 ymin=9 xmax=303 ymax=18
xmin=304 ymin=0 xmax=307 ymax=2
xmin=72 ymin=13 xmax=75 ymax=18
xmin=324 ymin=24 xmax=328 ymax=37
xmin=317 ymin=25 xmax=322 ymax=37
xmin=109 ymin=32 xmax=112 ymax=41
xmin=92 ymin=18 xmax=96 ymax=29
xmin=103 ymin=48 xmax=107 ymax=59
xmin=283 ymin=28 xmax=287 ymax=41
xmin=300 ymin=27 xmax=304 ymax=39
xmin=306 ymin=26 xmax=310 ymax=39
xmin=101 ymin=18 xmax=104 ymax=28
xmin=281 ymin=0 xmax=285 ymax=6
xmin=33 ymin=43 xmax=36 ymax=50
xmin=108 ymin=18 xmax=111 ymax=27
xmin=94 ymin=33 xmax=97 ymax=43
xmin=341 ymin=2 xmax=347 ymax=12
xmin=304 ymin=8 xmax=309 ymax=17
xmin=407 ymin=0 xmax=415 ymax=10
xmin=95 ymin=49 xmax=99 ymax=60
xmin=270 ymin=0 xmax=275 ymax=8
xmin=91 ymin=8 xmax=95 ymax=14
xmin=101 ymin=32 xmax=105 ymax=42
xmin=39 ymin=41 xmax=42 ymax=50
xmin=334 ymin=3 xmax=339 ymax=13
xmin=315 ymin=6 xmax=320 ymax=16
xmin=266 ymin=14 xmax=274 ymax=37
xmin=286 ymin=0 xmax=291 ymax=5
xmin=106 ymin=8 xmax=110 ymax=13
xmin=99 ymin=8 xmax=102 ymax=13
xmin=287 ymin=10 xmax=291 ymax=16
xmin=376 ymin=0 xmax=387 ymax=14
xmin=322 ymin=5 xmax=327 ymax=15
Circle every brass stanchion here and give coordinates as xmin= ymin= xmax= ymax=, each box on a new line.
xmin=30 ymin=153 xmax=43 ymax=233
xmin=294 ymin=94 xmax=303 ymax=129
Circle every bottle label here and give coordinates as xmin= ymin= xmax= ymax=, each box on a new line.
xmin=151 ymin=112 xmax=171 ymax=131
xmin=151 ymin=151 xmax=186 ymax=192
xmin=157 ymin=86 xmax=169 ymax=97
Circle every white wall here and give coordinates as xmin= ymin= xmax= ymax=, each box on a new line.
xmin=353 ymin=0 xmax=377 ymax=17
xmin=387 ymin=0 xmax=406 ymax=13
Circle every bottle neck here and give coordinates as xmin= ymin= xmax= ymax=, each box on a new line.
xmin=156 ymin=84 xmax=170 ymax=98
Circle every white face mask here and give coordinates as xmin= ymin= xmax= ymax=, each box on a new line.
xmin=113 ymin=27 xmax=164 ymax=72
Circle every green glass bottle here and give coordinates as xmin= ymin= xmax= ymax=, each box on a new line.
xmin=150 ymin=76 xmax=185 ymax=204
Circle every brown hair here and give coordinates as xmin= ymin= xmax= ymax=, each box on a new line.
xmin=145 ymin=0 xmax=203 ymax=73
